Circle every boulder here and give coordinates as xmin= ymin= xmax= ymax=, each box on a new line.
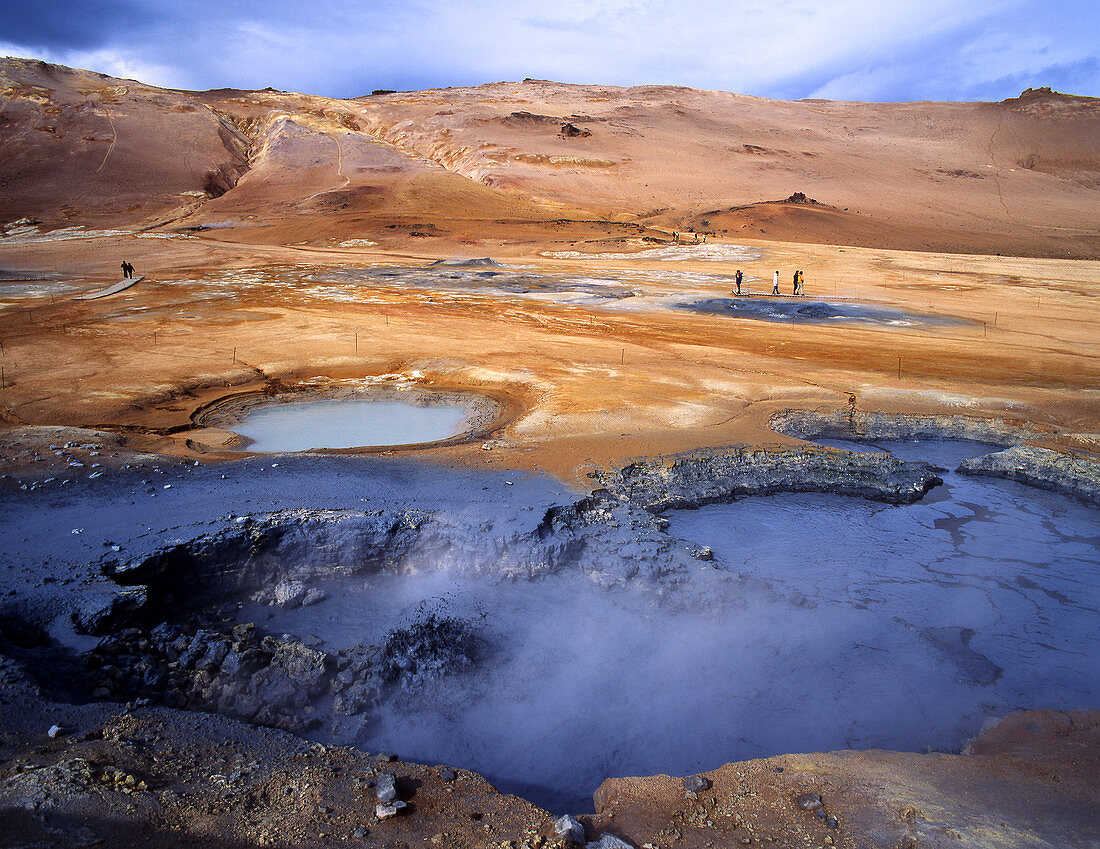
xmin=273 ymin=580 xmax=306 ymax=608
xmin=553 ymin=814 xmax=586 ymax=844
xmin=375 ymin=772 xmax=398 ymax=804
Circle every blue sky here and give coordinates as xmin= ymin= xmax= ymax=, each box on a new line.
xmin=1 ymin=0 xmax=1096 ymax=101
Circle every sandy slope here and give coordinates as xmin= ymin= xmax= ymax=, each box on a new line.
xmin=3 ymin=59 xmax=1099 ymax=257
xmin=353 ymin=79 xmax=1100 ymax=258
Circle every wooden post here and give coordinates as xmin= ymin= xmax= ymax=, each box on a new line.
xmin=233 ymin=347 xmax=236 ymax=364
xmin=898 ymin=357 xmax=902 ymax=379
xmin=1 ymin=366 xmax=4 ymax=389
xmin=621 ymin=348 xmax=624 ymax=365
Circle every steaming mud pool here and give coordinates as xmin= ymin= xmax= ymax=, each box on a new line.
xmin=212 ymin=440 xmax=1098 ymax=811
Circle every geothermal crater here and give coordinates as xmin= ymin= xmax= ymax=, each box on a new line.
xmin=66 ymin=431 xmax=1099 ymax=812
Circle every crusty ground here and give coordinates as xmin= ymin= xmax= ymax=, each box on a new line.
xmin=0 ymin=230 xmax=1097 ymax=485
xmin=1 ymin=680 xmax=1096 ymax=848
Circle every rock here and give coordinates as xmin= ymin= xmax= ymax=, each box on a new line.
xmin=553 ymin=814 xmax=585 ymax=844
xmin=439 ymin=767 xmax=457 ymax=782
xmin=593 ymin=445 xmax=942 ymax=510
xmin=220 ymin=649 xmax=243 ymax=678
xmin=375 ymin=772 xmax=398 ymax=804
xmin=826 ymin=814 xmax=839 ymax=829
xmin=684 ymin=774 xmax=711 ymax=793
xmin=274 ymin=580 xmax=306 ymax=608
xmin=301 ymin=588 xmax=328 ymax=607
xmin=47 ymin=724 xmax=63 ymax=738
xmin=72 ymin=587 xmax=148 ymax=635
xmin=200 ymin=639 xmax=229 ymax=669
xmin=958 ymin=445 xmax=1100 ymax=505
xmin=589 ymin=835 xmax=633 ymax=849
xmin=796 ymin=792 xmax=823 ymax=811
xmin=770 ymin=408 xmax=1042 ymax=446
xmin=351 ymin=826 xmax=369 ymax=838
xmin=178 ymin=632 xmax=210 ymax=669
xmin=688 ymin=545 xmax=714 ymax=561
xmin=375 ymin=800 xmax=407 ymax=820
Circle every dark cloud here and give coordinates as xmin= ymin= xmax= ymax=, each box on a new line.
xmin=1 ymin=0 xmax=1097 ymax=100
xmin=0 ymin=0 xmax=145 ymax=50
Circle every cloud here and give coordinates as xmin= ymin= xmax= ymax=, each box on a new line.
xmin=0 ymin=0 xmax=1096 ymax=100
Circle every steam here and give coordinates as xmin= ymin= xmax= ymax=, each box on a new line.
xmin=243 ymin=565 xmax=994 ymax=811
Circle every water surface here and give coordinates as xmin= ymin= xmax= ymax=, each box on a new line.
xmin=231 ymin=398 xmax=470 ymax=452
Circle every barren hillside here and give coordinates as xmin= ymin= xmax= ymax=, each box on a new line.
xmin=2 ymin=58 xmax=1099 ymax=257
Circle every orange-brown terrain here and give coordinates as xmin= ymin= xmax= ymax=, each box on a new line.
xmin=1 ymin=57 xmax=1098 ymax=848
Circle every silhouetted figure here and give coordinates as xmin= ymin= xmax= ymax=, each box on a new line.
xmin=120 ymin=261 xmax=129 ymax=279
xmin=735 ymin=269 xmax=743 ymax=295
xmin=772 ymin=270 xmax=779 ymax=295
xmin=792 ymin=270 xmax=799 ymax=295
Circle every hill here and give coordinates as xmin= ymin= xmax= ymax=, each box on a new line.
xmin=2 ymin=58 xmax=1099 ymax=257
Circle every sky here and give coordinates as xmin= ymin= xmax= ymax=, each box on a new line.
xmin=1 ymin=0 xmax=1097 ymax=102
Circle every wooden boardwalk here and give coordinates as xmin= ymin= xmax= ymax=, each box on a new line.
xmin=735 ymin=291 xmax=860 ymax=301
xmin=72 ymin=276 xmax=144 ymax=300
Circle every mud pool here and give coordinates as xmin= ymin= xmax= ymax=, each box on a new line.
xmin=302 ymin=263 xmax=956 ymax=325
xmin=228 ymin=398 xmax=472 ymax=451
xmin=230 ymin=440 xmax=1098 ymax=813
xmin=677 ymin=296 xmax=958 ymax=326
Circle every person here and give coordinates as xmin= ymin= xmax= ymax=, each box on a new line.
xmin=792 ymin=270 xmax=799 ymax=295
xmin=772 ymin=270 xmax=779 ymax=295
xmin=734 ymin=269 xmax=743 ymax=295
xmin=797 ymin=269 xmax=805 ymax=295
xmin=120 ymin=261 xmax=130 ymax=279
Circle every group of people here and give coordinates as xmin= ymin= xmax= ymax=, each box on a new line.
xmin=733 ymin=268 xmax=807 ymax=296
xmin=120 ymin=260 xmax=137 ymax=279
xmin=773 ymin=269 xmax=806 ymax=295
